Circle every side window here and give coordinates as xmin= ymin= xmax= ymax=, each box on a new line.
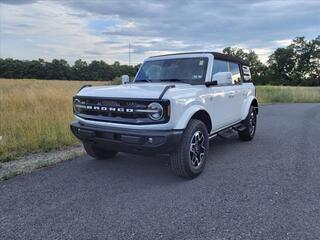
xmin=229 ymin=62 xmax=241 ymax=85
xmin=212 ymin=59 xmax=228 ymax=74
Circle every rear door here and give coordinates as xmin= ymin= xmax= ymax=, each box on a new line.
xmin=228 ymin=62 xmax=244 ymax=122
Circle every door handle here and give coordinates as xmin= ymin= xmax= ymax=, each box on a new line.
xmin=228 ymin=92 xmax=235 ymax=98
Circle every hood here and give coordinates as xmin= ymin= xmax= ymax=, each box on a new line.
xmin=77 ymin=82 xmax=188 ymax=99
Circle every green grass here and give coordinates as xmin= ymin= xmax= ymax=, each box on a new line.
xmin=256 ymin=86 xmax=320 ymax=103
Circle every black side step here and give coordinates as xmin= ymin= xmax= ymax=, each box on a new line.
xmin=209 ymin=122 xmax=247 ymax=140
xmin=232 ymin=123 xmax=247 ymax=132
xmin=217 ymin=128 xmax=234 ymax=138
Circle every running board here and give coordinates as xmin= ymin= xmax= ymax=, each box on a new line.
xmin=218 ymin=128 xmax=234 ymax=138
xmin=209 ymin=123 xmax=247 ymax=140
xmin=232 ymin=123 xmax=247 ymax=132
xmin=209 ymin=133 xmax=217 ymax=139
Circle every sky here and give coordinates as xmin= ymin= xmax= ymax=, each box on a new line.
xmin=0 ymin=0 xmax=319 ymax=65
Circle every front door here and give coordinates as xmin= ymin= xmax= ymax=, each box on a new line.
xmin=208 ymin=59 xmax=244 ymax=131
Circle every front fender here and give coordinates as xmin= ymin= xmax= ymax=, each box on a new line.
xmin=241 ymin=96 xmax=258 ymax=120
xmin=174 ymin=105 xmax=206 ymax=130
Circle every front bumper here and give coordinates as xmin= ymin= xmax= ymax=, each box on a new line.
xmin=70 ymin=121 xmax=183 ymax=154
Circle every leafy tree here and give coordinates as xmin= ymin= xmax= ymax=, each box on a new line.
xmin=72 ymin=59 xmax=89 ymax=80
xmin=87 ymin=60 xmax=115 ymax=81
xmin=308 ymin=35 xmax=320 ymax=86
xmin=45 ymin=59 xmax=71 ymax=80
xmin=222 ymin=47 xmax=265 ymax=84
xmin=267 ymin=47 xmax=295 ymax=85
xmin=267 ymin=36 xmax=319 ymax=86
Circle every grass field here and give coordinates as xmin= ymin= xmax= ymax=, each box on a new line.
xmin=0 ymin=79 xmax=114 ymax=162
xmin=256 ymin=86 xmax=320 ymax=103
xmin=0 ymin=79 xmax=319 ymax=162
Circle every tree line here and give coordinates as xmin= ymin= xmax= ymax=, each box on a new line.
xmin=0 ymin=36 xmax=319 ymax=85
xmin=223 ymin=36 xmax=319 ymax=86
xmin=0 ymin=58 xmax=140 ymax=81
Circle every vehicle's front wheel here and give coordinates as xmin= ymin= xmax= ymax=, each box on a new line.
xmin=238 ymin=106 xmax=257 ymax=141
xmin=170 ymin=119 xmax=209 ymax=179
xmin=83 ymin=142 xmax=117 ymax=160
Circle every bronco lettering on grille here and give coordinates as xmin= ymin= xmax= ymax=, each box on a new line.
xmin=75 ymin=104 xmax=135 ymax=113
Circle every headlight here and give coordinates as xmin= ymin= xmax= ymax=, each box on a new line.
xmin=73 ymin=98 xmax=81 ymax=113
xmin=147 ymin=102 xmax=163 ymax=120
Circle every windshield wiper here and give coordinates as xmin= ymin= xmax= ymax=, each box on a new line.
xmin=135 ymin=79 xmax=152 ymax=82
xmin=160 ymin=78 xmax=189 ymax=84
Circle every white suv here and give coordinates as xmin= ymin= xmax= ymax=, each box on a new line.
xmin=71 ymin=52 xmax=258 ymax=179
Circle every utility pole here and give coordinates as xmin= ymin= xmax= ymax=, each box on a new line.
xmin=128 ymin=42 xmax=131 ymax=66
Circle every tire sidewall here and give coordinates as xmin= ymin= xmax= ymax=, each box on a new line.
xmin=182 ymin=120 xmax=209 ymax=176
xmin=248 ymin=106 xmax=257 ymax=138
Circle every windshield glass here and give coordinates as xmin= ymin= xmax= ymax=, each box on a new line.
xmin=135 ymin=57 xmax=208 ymax=84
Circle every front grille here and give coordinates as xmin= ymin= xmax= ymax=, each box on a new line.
xmin=73 ymin=96 xmax=169 ymax=124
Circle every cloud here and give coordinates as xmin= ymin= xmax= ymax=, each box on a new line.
xmin=0 ymin=0 xmax=319 ymax=64
xmin=273 ymin=39 xmax=293 ymax=47
xmin=0 ymin=0 xmax=37 ymax=5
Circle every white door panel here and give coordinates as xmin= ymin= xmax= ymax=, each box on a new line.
xmin=229 ymin=86 xmax=244 ymax=122
xmin=209 ymin=86 xmax=236 ymax=131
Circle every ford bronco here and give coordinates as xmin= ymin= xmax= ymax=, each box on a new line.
xmin=70 ymin=52 xmax=258 ymax=179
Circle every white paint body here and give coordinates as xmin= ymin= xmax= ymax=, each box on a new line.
xmin=76 ymin=53 xmax=257 ymax=134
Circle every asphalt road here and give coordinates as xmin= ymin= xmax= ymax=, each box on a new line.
xmin=1 ymin=103 xmax=320 ymax=240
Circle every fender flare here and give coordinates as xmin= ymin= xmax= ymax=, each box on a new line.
xmin=174 ymin=105 xmax=208 ymax=130
xmin=241 ymin=96 xmax=258 ymax=120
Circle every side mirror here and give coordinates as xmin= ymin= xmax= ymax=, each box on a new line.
xmin=212 ymin=72 xmax=232 ymax=85
xmin=121 ymin=75 xmax=130 ymax=84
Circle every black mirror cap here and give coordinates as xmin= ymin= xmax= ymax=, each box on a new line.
xmin=205 ymin=81 xmax=218 ymax=87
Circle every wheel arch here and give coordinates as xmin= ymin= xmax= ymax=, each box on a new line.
xmin=251 ymin=98 xmax=258 ymax=114
xmin=241 ymin=96 xmax=258 ymax=120
xmin=190 ymin=110 xmax=212 ymax=133
xmin=174 ymin=105 xmax=212 ymax=133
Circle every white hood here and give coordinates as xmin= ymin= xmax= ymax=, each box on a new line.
xmin=77 ymin=82 xmax=188 ymax=99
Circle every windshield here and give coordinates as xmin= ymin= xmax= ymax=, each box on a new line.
xmin=135 ymin=57 xmax=208 ymax=84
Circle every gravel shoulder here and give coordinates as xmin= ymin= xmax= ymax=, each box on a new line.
xmin=0 ymin=145 xmax=84 ymax=181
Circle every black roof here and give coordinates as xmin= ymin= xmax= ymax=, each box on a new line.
xmin=149 ymin=51 xmax=249 ymax=65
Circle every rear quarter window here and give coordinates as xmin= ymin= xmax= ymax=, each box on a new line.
xmin=242 ymin=65 xmax=252 ymax=82
xmin=229 ymin=62 xmax=241 ymax=85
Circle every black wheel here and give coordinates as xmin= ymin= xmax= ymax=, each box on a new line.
xmin=170 ymin=119 xmax=209 ymax=179
xmin=238 ymin=106 xmax=257 ymax=141
xmin=83 ymin=142 xmax=117 ymax=160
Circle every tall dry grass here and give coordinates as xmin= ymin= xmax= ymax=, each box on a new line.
xmin=0 ymin=79 xmax=319 ymax=162
xmin=0 ymin=79 xmax=111 ymax=162
xmin=256 ymin=86 xmax=320 ymax=103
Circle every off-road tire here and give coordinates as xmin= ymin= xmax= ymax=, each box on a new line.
xmin=83 ymin=142 xmax=118 ymax=160
xmin=170 ymin=119 xmax=209 ymax=179
xmin=238 ymin=106 xmax=257 ymax=141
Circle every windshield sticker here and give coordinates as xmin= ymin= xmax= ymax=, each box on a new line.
xmin=192 ymin=75 xmax=203 ymax=80
xmin=199 ymin=60 xmax=204 ymax=66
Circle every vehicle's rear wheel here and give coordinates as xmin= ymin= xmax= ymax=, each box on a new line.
xmin=83 ymin=142 xmax=117 ymax=160
xmin=170 ymin=119 xmax=209 ymax=179
xmin=238 ymin=106 xmax=257 ymax=141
